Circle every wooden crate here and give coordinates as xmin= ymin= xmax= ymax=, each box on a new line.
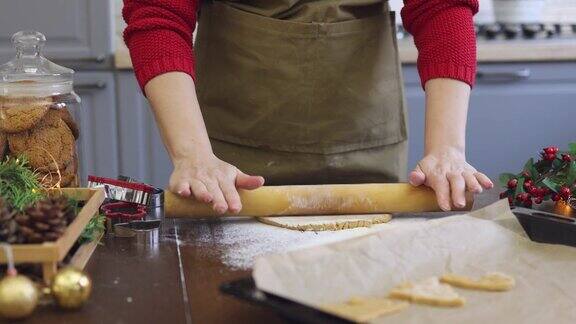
xmin=0 ymin=188 xmax=105 ymax=283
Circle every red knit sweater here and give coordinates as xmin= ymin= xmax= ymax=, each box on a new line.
xmin=123 ymin=0 xmax=478 ymax=91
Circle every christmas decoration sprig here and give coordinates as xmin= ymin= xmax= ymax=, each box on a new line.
xmin=77 ymin=214 xmax=106 ymax=245
xmin=0 ymin=157 xmax=43 ymax=211
xmin=499 ymin=143 xmax=576 ymax=207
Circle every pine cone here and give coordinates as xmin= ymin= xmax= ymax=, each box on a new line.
xmin=15 ymin=196 xmax=74 ymax=243
xmin=0 ymin=198 xmax=23 ymax=244
xmin=49 ymin=195 xmax=77 ymax=224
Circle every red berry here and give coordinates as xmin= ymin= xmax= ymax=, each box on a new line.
xmin=507 ymin=196 xmax=513 ymax=205
xmin=560 ymin=186 xmax=571 ymax=196
xmin=523 ymin=180 xmax=533 ymax=190
xmin=516 ymin=193 xmax=530 ymax=202
xmin=544 ymin=146 xmax=559 ymax=154
xmin=507 ymin=179 xmax=518 ymax=189
xmin=552 ymin=193 xmax=561 ymax=201
xmin=534 ymin=197 xmax=543 ymax=204
xmin=499 ymin=192 xmax=507 ymax=199
xmin=540 ymin=188 xmax=548 ymax=196
xmin=562 ymin=154 xmax=572 ymax=162
xmin=524 ymin=199 xmax=533 ymax=208
xmin=529 ymin=186 xmax=540 ymax=196
xmin=544 ymin=153 xmax=556 ymax=161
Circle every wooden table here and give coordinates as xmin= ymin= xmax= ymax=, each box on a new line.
xmin=22 ymin=190 xmax=500 ymax=324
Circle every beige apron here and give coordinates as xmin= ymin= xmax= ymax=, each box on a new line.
xmin=195 ymin=0 xmax=408 ymax=185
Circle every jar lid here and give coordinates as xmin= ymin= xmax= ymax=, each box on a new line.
xmin=0 ymin=31 xmax=74 ymax=97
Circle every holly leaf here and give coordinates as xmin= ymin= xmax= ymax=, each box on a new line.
xmin=567 ymin=161 xmax=576 ymax=186
xmin=569 ymin=143 xmax=576 ymax=155
xmin=523 ymin=158 xmax=538 ymax=179
xmin=515 ymin=177 xmax=525 ymax=196
xmin=542 ymin=177 xmax=560 ymax=193
xmin=499 ymin=173 xmax=515 ymax=187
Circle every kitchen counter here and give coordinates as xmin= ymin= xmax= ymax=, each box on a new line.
xmin=23 ymin=189 xmax=501 ymax=324
xmin=114 ymin=38 xmax=576 ymax=69
xmin=397 ymin=38 xmax=576 ymax=63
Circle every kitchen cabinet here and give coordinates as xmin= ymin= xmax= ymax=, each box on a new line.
xmin=0 ymin=0 xmax=113 ymax=67
xmin=74 ymin=72 xmax=119 ymax=184
xmin=116 ymin=72 xmax=172 ymax=188
xmin=404 ymin=62 xmax=576 ymax=180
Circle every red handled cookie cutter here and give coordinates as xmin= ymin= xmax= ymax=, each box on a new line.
xmin=87 ymin=175 xmax=163 ymax=207
xmin=101 ymin=202 xmax=147 ymax=223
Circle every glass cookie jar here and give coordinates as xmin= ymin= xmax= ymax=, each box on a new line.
xmin=0 ymin=31 xmax=81 ymax=188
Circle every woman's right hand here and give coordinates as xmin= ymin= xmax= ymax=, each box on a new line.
xmin=143 ymin=72 xmax=265 ymax=214
xmin=169 ymin=152 xmax=265 ymax=214
xmin=144 ymin=72 xmax=264 ymax=214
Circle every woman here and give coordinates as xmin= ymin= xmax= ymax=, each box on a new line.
xmin=123 ymin=0 xmax=493 ymax=214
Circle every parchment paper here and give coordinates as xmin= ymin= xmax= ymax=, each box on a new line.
xmin=253 ymin=200 xmax=576 ymax=323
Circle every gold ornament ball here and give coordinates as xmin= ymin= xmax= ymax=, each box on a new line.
xmin=0 ymin=275 xmax=39 ymax=319
xmin=51 ymin=267 xmax=92 ymax=309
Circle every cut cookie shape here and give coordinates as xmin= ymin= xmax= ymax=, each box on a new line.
xmin=0 ymin=96 xmax=52 ymax=133
xmin=321 ymin=296 xmax=408 ymax=323
xmin=258 ymin=214 xmax=392 ymax=231
xmin=440 ymin=272 xmax=515 ymax=292
xmin=389 ymin=277 xmax=465 ymax=307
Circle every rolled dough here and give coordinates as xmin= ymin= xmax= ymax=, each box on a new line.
xmin=257 ymin=214 xmax=392 ymax=231
xmin=440 ymin=272 xmax=515 ymax=292
xmin=389 ymin=277 xmax=465 ymax=307
xmin=321 ymin=296 xmax=409 ymax=323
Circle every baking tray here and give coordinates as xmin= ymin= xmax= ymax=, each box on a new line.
xmin=221 ymin=277 xmax=350 ymax=324
xmin=512 ymin=207 xmax=576 ymax=247
xmin=222 ymin=208 xmax=576 ymax=323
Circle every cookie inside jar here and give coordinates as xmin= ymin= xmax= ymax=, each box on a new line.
xmin=0 ymin=31 xmax=82 ymax=188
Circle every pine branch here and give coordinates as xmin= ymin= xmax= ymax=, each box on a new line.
xmin=0 ymin=156 xmax=44 ymax=210
xmin=77 ymin=214 xmax=106 ymax=245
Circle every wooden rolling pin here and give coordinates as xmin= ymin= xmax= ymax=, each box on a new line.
xmin=165 ymin=183 xmax=473 ymax=218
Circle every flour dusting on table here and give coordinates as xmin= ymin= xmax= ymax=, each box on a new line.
xmin=190 ymin=217 xmax=426 ymax=270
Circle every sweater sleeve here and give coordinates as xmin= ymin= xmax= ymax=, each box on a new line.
xmin=401 ymin=0 xmax=479 ymax=88
xmin=122 ymin=0 xmax=199 ymax=92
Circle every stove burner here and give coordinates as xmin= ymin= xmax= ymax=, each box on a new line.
xmin=397 ymin=23 xmax=576 ymax=41
xmin=482 ymin=24 xmax=502 ymax=40
xmin=522 ymin=24 xmax=543 ymax=39
xmin=475 ymin=23 xmax=576 ymax=40
xmin=503 ymin=24 xmax=522 ymax=39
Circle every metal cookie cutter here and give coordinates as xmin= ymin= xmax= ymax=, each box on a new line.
xmin=117 ymin=175 xmax=164 ymax=221
xmin=87 ymin=175 xmax=164 ymax=208
xmin=88 ymin=175 xmax=155 ymax=205
xmin=101 ymin=201 xmax=148 ymax=231
xmin=118 ymin=175 xmax=164 ymax=208
xmin=114 ymin=220 xmax=161 ymax=246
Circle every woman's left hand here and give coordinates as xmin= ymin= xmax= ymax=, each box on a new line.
xmin=409 ymin=146 xmax=493 ymax=211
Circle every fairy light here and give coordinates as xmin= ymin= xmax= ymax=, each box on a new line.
xmin=553 ymin=199 xmax=575 ymax=218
